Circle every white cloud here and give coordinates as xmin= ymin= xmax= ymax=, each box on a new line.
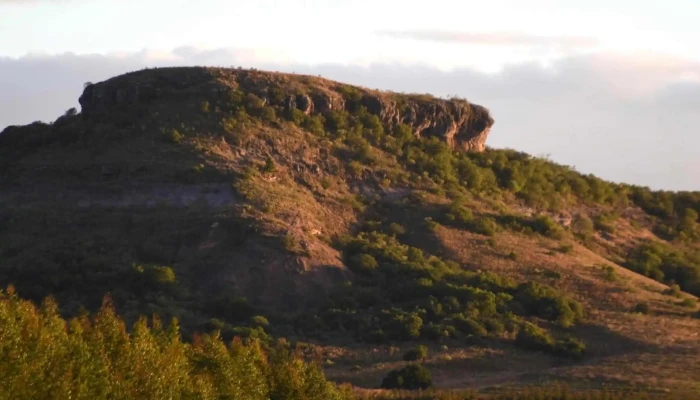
xmin=375 ymin=30 xmax=601 ymax=50
xmin=1 ymin=48 xmax=699 ymax=191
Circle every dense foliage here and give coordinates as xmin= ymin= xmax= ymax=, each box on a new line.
xmin=0 ymin=288 xmax=352 ymax=400
xmin=625 ymin=241 xmax=700 ymax=296
xmin=293 ymin=229 xmax=585 ymax=358
xmin=381 ymin=364 xmax=433 ymax=390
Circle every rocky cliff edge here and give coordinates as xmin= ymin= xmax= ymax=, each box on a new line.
xmin=78 ymin=67 xmax=494 ymax=151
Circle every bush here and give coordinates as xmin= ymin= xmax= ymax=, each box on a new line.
xmin=602 ymin=265 xmax=618 ymax=282
xmin=515 ymin=322 xmax=554 ymax=352
xmin=149 ymin=266 xmax=176 ymax=285
xmin=532 ymin=216 xmax=565 ymax=239
xmin=453 ymin=316 xmax=487 ymax=338
xmin=572 ymin=214 xmax=595 ymax=240
xmin=666 ymin=284 xmax=683 ymax=297
xmin=469 ymin=217 xmax=499 ymax=236
xmin=389 ymin=223 xmax=406 ymax=236
xmin=263 ymin=157 xmax=276 ymax=173
xmin=251 ymin=315 xmax=270 ymax=328
xmin=381 ymin=364 xmax=433 ymax=390
xmin=593 ymin=213 xmax=618 ymax=234
xmin=556 ymin=244 xmax=574 ymax=254
xmin=445 ymin=201 xmax=473 ymax=224
xmin=350 ymin=253 xmax=379 ymax=274
xmin=555 ymin=336 xmax=587 ymax=360
xmin=625 ymin=241 xmax=700 ymax=297
xmin=425 ymin=218 xmax=441 ymax=232
xmin=514 ymin=282 xmax=584 ymax=327
xmin=679 ymin=298 xmax=697 ymax=309
xmin=402 ymin=345 xmax=429 ymax=361
xmin=483 ymin=318 xmax=505 ymax=335
xmin=165 ymin=129 xmax=184 ymax=144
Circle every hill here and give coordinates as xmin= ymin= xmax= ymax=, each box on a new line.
xmin=1 ymin=66 xmax=699 ymax=396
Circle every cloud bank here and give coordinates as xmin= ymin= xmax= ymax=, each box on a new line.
xmin=1 ymin=48 xmax=699 ymax=191
xmin=375 ymin=30 xmax=601 ymax=50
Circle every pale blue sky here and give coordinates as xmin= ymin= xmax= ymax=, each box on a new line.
xmin=2 ymin=0 xmax=700 ymax=65
xmin=1 ymin=0 xmax=699 ymax=190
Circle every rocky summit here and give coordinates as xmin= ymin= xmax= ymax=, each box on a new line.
xmin=78 ymin=67 xmax=494 ymax=151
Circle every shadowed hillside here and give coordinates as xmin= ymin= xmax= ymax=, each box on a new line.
xmin=1 ymin=66 xmax=699 ymax=396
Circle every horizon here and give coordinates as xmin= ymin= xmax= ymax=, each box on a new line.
xmin=1 ymin=0 xmax=699 ymax=191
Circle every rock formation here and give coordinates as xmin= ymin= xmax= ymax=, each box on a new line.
xmin=78 ymin=67 xmax=494 ymax=151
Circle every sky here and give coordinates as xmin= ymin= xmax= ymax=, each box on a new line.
xmin=1 ymin=0 xmax=699 ymax=190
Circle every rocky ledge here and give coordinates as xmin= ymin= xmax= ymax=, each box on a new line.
xmin=78 ymin=67 xmax=494 ymax=151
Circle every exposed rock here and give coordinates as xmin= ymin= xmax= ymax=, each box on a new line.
xmin=283 ymin=95 xmax=296 ymax=112
xmin=296 ymin=94 xmax=314 ymax=114
xmin=310 ymin=92 xmax=345 ymax=113
xmin=77 ymin=66 xmax=494 ymax=152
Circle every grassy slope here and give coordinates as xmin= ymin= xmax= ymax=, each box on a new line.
xmin=0 ymin=67 xmax=699 ymax=394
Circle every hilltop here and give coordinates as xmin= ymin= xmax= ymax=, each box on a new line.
xmin=1 ymin=66 xmax=699 ymax=396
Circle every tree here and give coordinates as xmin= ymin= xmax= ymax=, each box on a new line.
xmin=381 ymin=364 xmax=433 ymax=390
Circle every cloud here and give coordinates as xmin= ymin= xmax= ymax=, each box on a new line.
xmin=0 ymin=0 xmax=67 ymax=3
xmin=1 ymin=48 xmax=699 ymax=191
xmin=375 ymin=30 xmax=601 ymax=50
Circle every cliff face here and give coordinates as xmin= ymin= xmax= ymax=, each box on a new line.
xmin=78 ymin=67 xmax=494 ymax=151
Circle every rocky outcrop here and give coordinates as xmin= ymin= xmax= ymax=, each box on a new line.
xmin=77 ymin=67 xmax=494 ymax=152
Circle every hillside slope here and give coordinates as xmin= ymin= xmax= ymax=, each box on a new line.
xmin=1 ymin=66 xmax=699 ymax=394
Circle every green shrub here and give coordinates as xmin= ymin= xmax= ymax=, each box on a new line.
xmin=251 ymin=315 xmax=270 ymax=328
xmin=572 ymin=214 xmax=595 ymax=240
xmin=260 ymin=106 xmax=277 ymax=123
xmin=665 ymin=284 xmax=683 ymax=298
xmin=593 ymin=212 xmax=618 ymax=234
xmin=303 ymin=115 xmax=326 ymax=135
xmin=555 ymin=336 xmax=587 ymax=360
xmin=469 ymin=217 xmax=499 ymax=236
xmin=165 ymin=129 xmax=184 ymax=144
xmin=402 ymin=345 xmax=429 ymax=361
xmin=602 ymin=265 xmax=618 ymax=282
xmin=557 ymin=244 xmax=574 ymax=254
xmin=381 ymin=364 xmax=433 ymax=390
xmin=350 ymin=253 xmax=379 ymax=274
xmin=149 ymin=266 xmax=176 ymax=285
xmin=445 ymin=201 xmax=473 ymax=224
xmin=426 ymin=218 xmax=441 ymax=232
xmin=386 ymin=312 xmax=423 ymax=340
xmin=532 ymin=216 xmax=566 ymax=239
xmin=389 ymin=223 xmax=406 ymax=236
xmin=263 ymin=157 xmax=276 ymax=173
xmin=483 ymin=318 xmax=505 ymax=335
xmin=281 ymin=234 xmax=308 ymax=255
xmin=133 ymin=265 xmax=176 ymax=288
xmin=625 ymin=241 xmax=700 ymax=296
xmin=514 ymin=282 xmax=584 ymax=327
xmin=679 ymin=298 xmax=697 ymax=309
xmin=515 ymin=322 xmax=554 ymax=352
xmin=453 ymin=316 xmax=487 ymax=338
